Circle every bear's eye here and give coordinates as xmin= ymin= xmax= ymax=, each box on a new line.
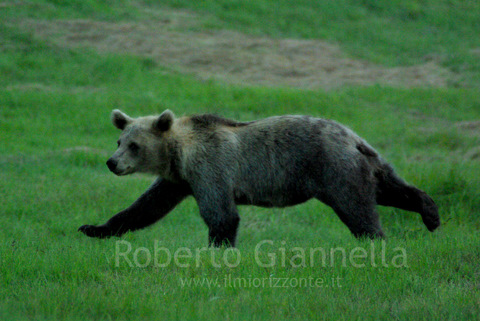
xmin=117 ymin=140 xmax=121 ymax=147
xmin=129 ymin=142 xmax=140 ymax=153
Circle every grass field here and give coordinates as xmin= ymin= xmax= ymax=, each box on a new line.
xmin=1 ymin=1 xmax=480 ymax=320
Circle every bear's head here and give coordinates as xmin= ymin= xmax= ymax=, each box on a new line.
xmin=106 ymin=109 xmax=175 ymax=176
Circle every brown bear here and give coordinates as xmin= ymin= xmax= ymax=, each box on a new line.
xmin=78 ymin=110 xmax=440 ymax=246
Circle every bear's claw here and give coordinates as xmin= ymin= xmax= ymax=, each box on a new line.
xmin=78 ymin=225 xmax=112 ymax=238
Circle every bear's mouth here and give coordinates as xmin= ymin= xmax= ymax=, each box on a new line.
xmin=110 ymin=166 xmax=133 ymax=176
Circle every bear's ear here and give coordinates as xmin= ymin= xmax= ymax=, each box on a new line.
xmin=111 ymin=109 xmax=132 ymax=130
xmin=153 ymin=109 xmax=174 ymax=133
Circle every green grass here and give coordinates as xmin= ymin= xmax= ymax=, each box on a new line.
xmin=1 ymin=1 xmax=480 ymax=320
xmin=155 ymin=0 xmax=480 ymax=85
xmin=3 ymin=0 xmax=480 ymax=86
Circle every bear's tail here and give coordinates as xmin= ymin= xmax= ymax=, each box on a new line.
xmin=375 ymin=163 xmax=440 ymax=232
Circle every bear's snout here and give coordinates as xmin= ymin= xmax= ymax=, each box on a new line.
xmin=106 ymin=158 xmax=118 ymax=172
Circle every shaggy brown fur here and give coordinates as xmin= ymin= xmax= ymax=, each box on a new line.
xmin=79 ymin=110 xmax=440 ymax=246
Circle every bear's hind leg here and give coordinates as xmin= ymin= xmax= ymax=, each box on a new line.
xmin=324 ymin=198 xmax=385 ymax=239
xmin=376 ymin=164 xmax=440 ymax=231
xmin=316 ymin=174 xmax=385 ymax=239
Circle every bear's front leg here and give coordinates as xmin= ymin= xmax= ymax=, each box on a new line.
xmin=193 ymin=185 xmax=240 ymax=247
xmin=207 ymin=216 xmax=240 ymax=247
xmin=78 ymin=224 xmax=113 ymax=238
xmin=79 ymin=178 xmax=191 ymax=238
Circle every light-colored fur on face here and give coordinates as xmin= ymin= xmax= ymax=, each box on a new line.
xmin=107 ymin=109 xmax=175 ymax=177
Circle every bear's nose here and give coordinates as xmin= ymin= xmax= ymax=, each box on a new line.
xmin=106 ymin=159 xmax=117 ymax=171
